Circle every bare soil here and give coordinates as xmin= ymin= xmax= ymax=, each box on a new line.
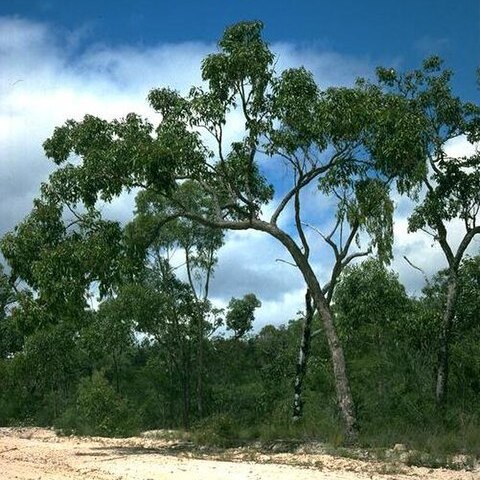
xmin=0 ymin=427 xmax=478 ymax=480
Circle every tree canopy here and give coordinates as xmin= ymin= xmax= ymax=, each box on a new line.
xmin=1 ymin=21 xmax=478 ymax=445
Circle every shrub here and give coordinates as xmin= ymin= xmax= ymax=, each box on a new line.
xmin=192 ymin=413 xmax=240 ymax=448
xmin=55 ymin=371 xmax=139 ymax=437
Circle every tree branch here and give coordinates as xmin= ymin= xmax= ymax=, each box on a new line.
xmin=275 ymin=258 xmax=298 ymax=268
xmin=454 ymin=226 xmax=480 ymax=268
xmin=270 ymin=151 xmax=344 ymax=225
xmin=302 ymin=221 xmax=340 ymax=258
xmin=403 ymin=255 xmax=427 ymax=277
xmin=435 ymin=218 xmax=456 ymax=267
xmin=295 ymin=189 xmax=310 ymax=258
xmin=341 ymin=249 xmax=371 ymax=269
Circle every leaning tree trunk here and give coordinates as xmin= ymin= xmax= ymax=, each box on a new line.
xmin=269 ymin=225 xmax=357 ymax=441
xmin=293 ymin=290 xmax=314 ymax=421
xmin=183 ymin=219 xmax=358 ymax=441
xmin=436 ymin=271 xmax=458 ymax=406
xmin=312 ymin=287 xmax=357 ymax=441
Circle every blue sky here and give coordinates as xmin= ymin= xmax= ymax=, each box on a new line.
xmin=0 ymin=1 xmax=478 ymax=326
xmin=1 ymin=0 xmax=478 ymax=97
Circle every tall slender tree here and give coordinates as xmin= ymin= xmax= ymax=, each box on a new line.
xmin=126 ymin=186 xmax=224 ymax=418
xmin=377 ymin=57 xmax=480 ymax=405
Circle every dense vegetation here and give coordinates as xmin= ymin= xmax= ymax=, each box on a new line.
xmin=0 ymin=21 xmax=479 ymax=454
xmin=1 ymin=257 xmax=479 ymax=453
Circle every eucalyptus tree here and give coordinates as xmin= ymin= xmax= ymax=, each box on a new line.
xmin=292 ymin=176 xmax=389 ymax=421
xmin=81 ymin=300 xmax=135 ymax=394
xmin=0 ymin=199 xmax=126 ymax=385
xmin=6 ymin=22 xmax=426 ymax=439
xmin=332 ymin=259 xmax=421 ymax=427
xmin=114 ymin=256 xmax=201 ymax=428
xmin=126 ymin=187 xmax=224 ymax=417
xmin=0 ymin=203 xmax=124 ymax=420
xmin=377 ymin=57 xmax=480 ymax=405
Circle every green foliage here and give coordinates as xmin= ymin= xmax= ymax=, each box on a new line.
xmin=378 ymin=56 xmax=480 ymax=258
xmin=1 ymin=255 xmax=480 ymax=452
xmin=56 ymin=371 xmax=140 ymax=437
xmin=331 ymin=257 xmax=480 ymax=453
xmin=202 ymin=21 xmax=274 ymax=111
xmin=335 ymin=260 xmax=430 ymax=426
xmin=1 ymin=199 xmax=124 ymax=308
xmin=334 ymin=258 xmax=410 ymax=337
xmin=20 ymin=21 xmax=430 ymax=268
xmin=455 ymin=256 xmax=480 ymax=330
xmin=125 ymin=182 xmax=225 ymax=296
xmin=350 ymin=180 xmax=394 ymax=263
xmin=226 ymin=293 xmax=261 ymax=339
xmin=421 ymin=257 xmax=480 ymax=402
xmin=2 ymin=22 xmax=443 ymax=439
xmin=192 ymin=413 xmax=240 ymax=447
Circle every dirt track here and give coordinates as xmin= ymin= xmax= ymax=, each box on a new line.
xmin=0 ymin=428 xmax=478 ymax=480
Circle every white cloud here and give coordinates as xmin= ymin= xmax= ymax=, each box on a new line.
xmin=272 ymin=43 xmax=374 ymax=87
xmin=391 ymin=215 xmax=480 ymax=296
xmin=444 ymin=135 xmax=478 ymax=158
xmin=253 ymin=287 xmax=306 ymax=330
xmin=210 ymin=229 xmax=304 ymax=300
xmin=0 ymin=18 xmax=211 ymax=233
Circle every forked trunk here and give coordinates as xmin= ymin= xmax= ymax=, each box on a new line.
xmin=268 ymin=225 xmax=357 ymax=442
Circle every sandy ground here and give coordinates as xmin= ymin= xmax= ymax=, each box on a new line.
xmin=0 ymin=428 xmax=478 ymax=480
